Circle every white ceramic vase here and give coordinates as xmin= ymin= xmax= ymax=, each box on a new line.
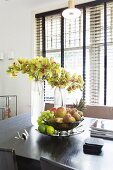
xmin=31 ymin=80 xmax=45 ymax=127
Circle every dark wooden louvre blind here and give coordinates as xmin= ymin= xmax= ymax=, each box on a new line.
xmin=86 ymin=4 xmax=104 ymax=105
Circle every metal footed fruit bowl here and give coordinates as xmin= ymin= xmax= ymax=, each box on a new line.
xmin=46 ymin=119 xmax=83 ymax=131
xmin=45 ymin=117 xmax=84 ymax=131
xmin=37 ymin=108 xmax=85 ymax=137
xmin=37 ymin=119 xmax=84 ymax=137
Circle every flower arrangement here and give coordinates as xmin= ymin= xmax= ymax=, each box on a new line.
xmin=47 ymin=69 xmax=84 ymax=92
xmin=7 ymin=57 xmax=60 ymax=81
xmin=66 ymin=73 xmax=84 ymax=93
xmin=47 ymin=68 xmax=71 ymax=88
xmin=7 ymin=56 xmax=84 ymax=127
xmin=7 ymin=56 xmax=84 ymax=92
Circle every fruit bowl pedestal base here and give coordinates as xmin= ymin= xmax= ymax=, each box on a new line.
xmin=36 ymin=124 xmax=84 ymax=137
xmin=53 ymin=124 xmax=84 ymax=137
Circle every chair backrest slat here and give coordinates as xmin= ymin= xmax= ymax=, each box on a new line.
xmin=84 ymin=105 xmax=113 ymax=119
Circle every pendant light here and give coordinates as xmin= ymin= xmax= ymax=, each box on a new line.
xmin=62 ymin=0 xmax=81 ymax=20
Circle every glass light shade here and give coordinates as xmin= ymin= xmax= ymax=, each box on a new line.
xmin=62 ymin=8 xmax=81 ymax=19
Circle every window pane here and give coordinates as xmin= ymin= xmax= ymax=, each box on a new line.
xmin=107 ymin=2 xmax=113 ymax=105
xmin=64 ymin=10 xmax=83 ymax=104
xmin=45 ymin=14 xmax=61 ymax=103
xmin=45 ymin=52 xmax=61 ymax=102
xmin=86 ymin=4 xmax=104 ymax=105
xmin=46 ymin=15 xmax=61 ymax=50
xmin=35 ymin=1 xmax=113 ymax=106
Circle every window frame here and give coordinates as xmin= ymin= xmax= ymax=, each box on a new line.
xmin=35 ymin=0 xmax=113 ymax=105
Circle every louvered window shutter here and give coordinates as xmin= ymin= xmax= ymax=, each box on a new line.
xmin=35 ymin=17 xmax=43 ymax=56
xmin=86 ymin=4 xmax=104 ymax=105
xmin=35 ymin=0 xmax=113 ymax=106
xmin=45 ymin=14 xmax=61 ymax=102
xmin=64 ymin=10 xmax=83 ymax=104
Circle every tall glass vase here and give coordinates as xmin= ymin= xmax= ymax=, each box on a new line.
xmin=31 ymin=80 xmax=45 ymax=127
xmin=54 ymin=87 xmax=66 ymax=108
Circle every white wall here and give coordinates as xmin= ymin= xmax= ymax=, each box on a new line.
xmin=0 ymin=1 xmax=33 ymax=114
xmin=0 ymin=0 xmax=94 ymax=115
xmin=0 ymin=61 xmax=3 ymax=95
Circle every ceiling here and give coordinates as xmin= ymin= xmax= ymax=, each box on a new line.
xmin=28 ymin=0 xmax=95 ymax=5
xmin=1 ymin=0 xmax=95 ymax=13
xmin=41 ymin=0 xmax=94 ymax=4
xmin=3 ymin=0 xmax=95 ymax=5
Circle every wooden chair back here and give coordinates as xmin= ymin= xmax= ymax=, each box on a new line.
xmin=0 ymin=148 xmax=18 ymax=170
xmin=84 ymin=105 xmax=113 ymax=119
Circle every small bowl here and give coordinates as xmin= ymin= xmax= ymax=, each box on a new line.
xmin=45 ymin=118 xmax=84 ymax=131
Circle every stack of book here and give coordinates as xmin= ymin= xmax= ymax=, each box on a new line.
xmin=90 ymin=119 xmax=113 ymax=140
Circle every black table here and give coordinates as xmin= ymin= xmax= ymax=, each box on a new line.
xmin=0 ymin=113 xmax=113 ymax=170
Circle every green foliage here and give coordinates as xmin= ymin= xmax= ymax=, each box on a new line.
xmin=73 ymin=98 xmax=85 ymax=111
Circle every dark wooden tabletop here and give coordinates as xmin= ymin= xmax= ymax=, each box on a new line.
xmin=0 ymin=113 xmax=113 ymax=170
